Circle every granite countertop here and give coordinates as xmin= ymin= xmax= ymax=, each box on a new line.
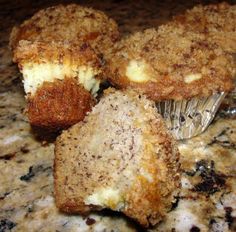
xmin=0 ymin=0 xmax=235 ymax=231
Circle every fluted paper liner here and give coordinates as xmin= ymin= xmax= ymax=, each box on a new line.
xmin=156 ymin=92 xmax=226 ymax=140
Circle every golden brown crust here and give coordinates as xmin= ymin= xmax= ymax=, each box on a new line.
xmin=172 ymin=2 xmax=236 ymax=53
xmin=107 ymin=25 xmax=235 ymax=101
xmin=54 ymin=88 xmax=180 ymax=227
xmin=123 ymin=112 xmax=180 ymax=226
xmin=13 ymin=40 xmax=103 ymax=70
xmin=9 ymin=4 xmax=119 ymax=55
xmin=28 ymin=78 xmax=94 ymax=130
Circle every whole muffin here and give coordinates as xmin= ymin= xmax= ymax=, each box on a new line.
xmin=54 ymin=88 xmax=181 ymax=227
xmin=107 ymin=24 xmax=235 ymax=139
xmin=14 ymin=40 xmax=103 ymax=130
xmin=9 ymin=4 xmax=119 ymax=56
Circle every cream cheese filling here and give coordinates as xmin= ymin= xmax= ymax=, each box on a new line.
xmin=22 ymin=63 xmax=100 ymax=96
xmin=126 ymin=60 xmax=151 ymax=83
xmin=184 ymin=73 xmax=202 ymax=83
xmin=85 ymin=187 xmax=124 ymax=210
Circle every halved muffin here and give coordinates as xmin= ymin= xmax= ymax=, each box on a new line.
xmin=9 ymin=4 xmax=119 ymax=56
xmin=14 ymin=40 xmax=103 ymax=130
xmin=54 ymin=88 xmax=181 ymax=227
xmin=106 ymin=25 xmax=235 ymax=139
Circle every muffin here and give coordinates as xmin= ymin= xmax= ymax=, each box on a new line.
xmin=10 ymin=4 xmax=120 ymax=131
xmin=9 ymin=4 xmax=119 ymax=56
xmin=54 ymin=88 xmax=180 ymax=227
xmin=107 ymin=25 xmax=235 ymax=139
xmin=14 ymin=40 xmax=103 ymax=130
xmin=172 ymin=2 xmax=236 ymax=53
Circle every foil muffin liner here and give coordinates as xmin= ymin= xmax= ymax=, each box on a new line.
xmin=156 ymin=92 xmax=226 ymax=140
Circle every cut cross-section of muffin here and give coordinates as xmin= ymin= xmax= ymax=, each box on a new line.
xmin=14 ymin=40 xmax=103 ymax=130
xmin=54 ymin=88 xmax=181 ymax=227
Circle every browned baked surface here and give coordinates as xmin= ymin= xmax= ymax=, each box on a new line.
xmin=14 ymin=40 xmax=103 ymax=130
xmin=172 ymin=2 xmax=236 ymax=53
xmin=54 ymin=88 xmax=180 ymax=227
xmin=9 ymin=4 xmax=119 ymax=55
xmin=27 ymin=78 xmax=93 ymax=130
xmin=107 ymin=25 xmax=235 ymax=101
xmin=13 ymin=39 xmax=103 ymax=69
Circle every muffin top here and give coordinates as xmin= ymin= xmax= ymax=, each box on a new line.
xmin=14 ymin=40 xmax=103 ymax=96
xmin=9 ymin=4 xmax=119 ymax=55
xmin=107 ymin=24 xmax=235 ymax=101
xmin=172 ymin=2 xmax=236 ymax=53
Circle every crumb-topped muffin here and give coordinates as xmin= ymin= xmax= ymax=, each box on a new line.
xmin=172 ymin=2 xmax=236 ymax=53
xmin=9 ymin=4 xmax=119 ymax=56
xmin=54 ymin=88 xmax=180 ymax=227
xmin=107 ymin=24 xmax=235 ymax=139
xmin=10 ymin=3 xmax=118 ymax=131
xmin=14 ymin=40 xmax=103 ymax=130
xmin=107 ymin=24 xmax=235 ymax=101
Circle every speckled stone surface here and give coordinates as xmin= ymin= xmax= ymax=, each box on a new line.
xmin=0 ymin=0 xmax=235 ymax=231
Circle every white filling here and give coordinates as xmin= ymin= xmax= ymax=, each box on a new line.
xmin=184 ymin=73 xmax=202 ymax=83
xmin=85 ymin=188 xmax=124 ymax=210
xmin=126 ymin=60 xmax=151 ymax=83
xmin=22 ymin=63 xmax=100 ymax=96
xmin=140 ymin=168 xmax=153 ymax=182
